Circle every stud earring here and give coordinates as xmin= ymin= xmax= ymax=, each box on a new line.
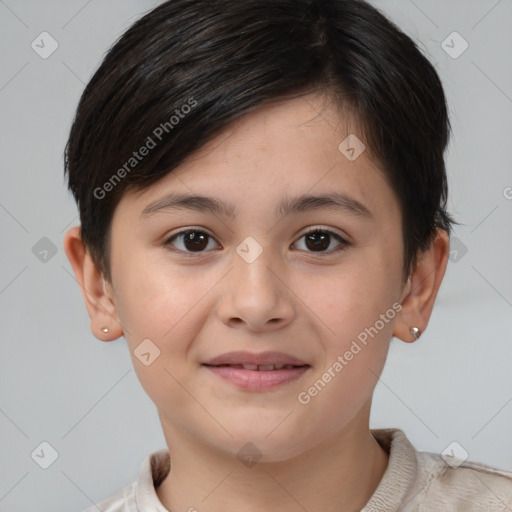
xmin=410 ymin=326 xmax=421 ymax=340
xmin=101 ymin=326 xmax=109 ymax=333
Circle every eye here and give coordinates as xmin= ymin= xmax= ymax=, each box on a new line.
xmin=164 ymin=227 xmax=349 ymax=256
xmin=292 ymin=227 xmax=348 ymax=254
xmin=164 ymin=229 xmax=220 ymax=254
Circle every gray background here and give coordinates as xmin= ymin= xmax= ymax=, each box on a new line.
xmin=1 ymin=0 xmax=511 ymax=510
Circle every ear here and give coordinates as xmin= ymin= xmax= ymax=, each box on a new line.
xmin=63 ymin=226 xmax=124 ymax=341
xmin=393 ymin=228 xmax=450 ymax=343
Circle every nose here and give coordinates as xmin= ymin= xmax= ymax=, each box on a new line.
xmin=216 ymin=242 xmax=296 ymax=332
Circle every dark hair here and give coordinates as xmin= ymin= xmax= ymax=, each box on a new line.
xmin=64 ymin=0 xmax=456 ymax=284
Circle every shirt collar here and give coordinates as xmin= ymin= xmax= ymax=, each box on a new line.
xmin=135 ymin=448 xmax=171 ymax=511
xmin=362 ymin=428 xmax=419 ymax=511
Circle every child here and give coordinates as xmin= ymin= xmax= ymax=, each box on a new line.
xmin=63 ymin=0 xmax=512 ymax=510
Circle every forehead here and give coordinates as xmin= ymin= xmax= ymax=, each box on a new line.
xmin=186 ymin=93 xmax=353 ymax=164
xmin=117 ymin=92 xmax=399 ymax=226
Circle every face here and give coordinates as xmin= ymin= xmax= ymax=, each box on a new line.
xmin=106 ymin=93 xmax=407 ymax=461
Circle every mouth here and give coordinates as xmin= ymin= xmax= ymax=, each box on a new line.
xmin=202 ymin=355 xmax=311 ymax=391
xmin=201 ymin=350 xmax=311 ymax=390
xmin=203 ymin=363 xmax=308 ymax=371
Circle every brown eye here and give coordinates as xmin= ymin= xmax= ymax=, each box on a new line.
xmin=165 ymin=230 xmax=219 ymax=253
xmin=293 ymin=228 xmax=348 ymax=254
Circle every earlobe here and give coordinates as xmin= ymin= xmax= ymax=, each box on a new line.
xmin=63 ymin=226 xmax=124 ymax=341
xmin=393 ymin=228 xmax=450 ymax=343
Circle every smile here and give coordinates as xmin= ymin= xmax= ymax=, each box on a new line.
xmin=202 ymin=363 xmax=311 ymax=391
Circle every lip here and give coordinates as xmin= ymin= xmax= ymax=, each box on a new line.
xmin=202 ymin=351 xmax=311 ymax=391
xmin=203 ymin=365 xmax=311 ymax=391
xmin=203 ymin=350 xmax=308 ymax=366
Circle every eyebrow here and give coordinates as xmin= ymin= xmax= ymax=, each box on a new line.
xmin=140 ymin=191 xmax=375 ymax=221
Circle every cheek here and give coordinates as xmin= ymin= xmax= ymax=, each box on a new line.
xmin=294 ymin=273 xmax=394 ymax=433
xmin=114 ymin=253 xmax=209 ymax=340
xmin=295 ymin=250 xmax=399 ymax=379
xmin=303 ymin=259 xmax=393 ymax=328
xmin=112 ymin=257 xmax=215 ymax=395
xmin=116 ymin=287 xmax=200 ymax=419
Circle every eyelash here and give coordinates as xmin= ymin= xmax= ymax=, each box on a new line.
xmin=163 ymin=227 xmax=349 ymax=257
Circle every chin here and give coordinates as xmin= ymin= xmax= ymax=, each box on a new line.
xmin=203 ymin=424 xmax=317 ymax=464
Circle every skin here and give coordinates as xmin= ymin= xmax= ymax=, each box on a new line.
xmin=64 ymin=92 xmax=449 ymax=512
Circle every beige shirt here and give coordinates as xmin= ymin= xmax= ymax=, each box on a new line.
xmin=83 ymin=428 xmax=512 ymax=511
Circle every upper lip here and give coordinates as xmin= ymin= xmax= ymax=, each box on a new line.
xmin=203 ymin=351 xmax=309 ymax=366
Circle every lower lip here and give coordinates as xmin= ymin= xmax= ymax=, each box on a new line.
xmin=203 ymin=365 xmax=310 ymax=391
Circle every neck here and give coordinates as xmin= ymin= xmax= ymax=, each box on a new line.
xmin=156 ymin=414 xmax=389 ymax=512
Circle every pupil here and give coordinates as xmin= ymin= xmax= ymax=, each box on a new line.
xmin=185 ymin=231 xmax=208 ymax=251
xmin=306 ymin=231 xmax=329 ymax=251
